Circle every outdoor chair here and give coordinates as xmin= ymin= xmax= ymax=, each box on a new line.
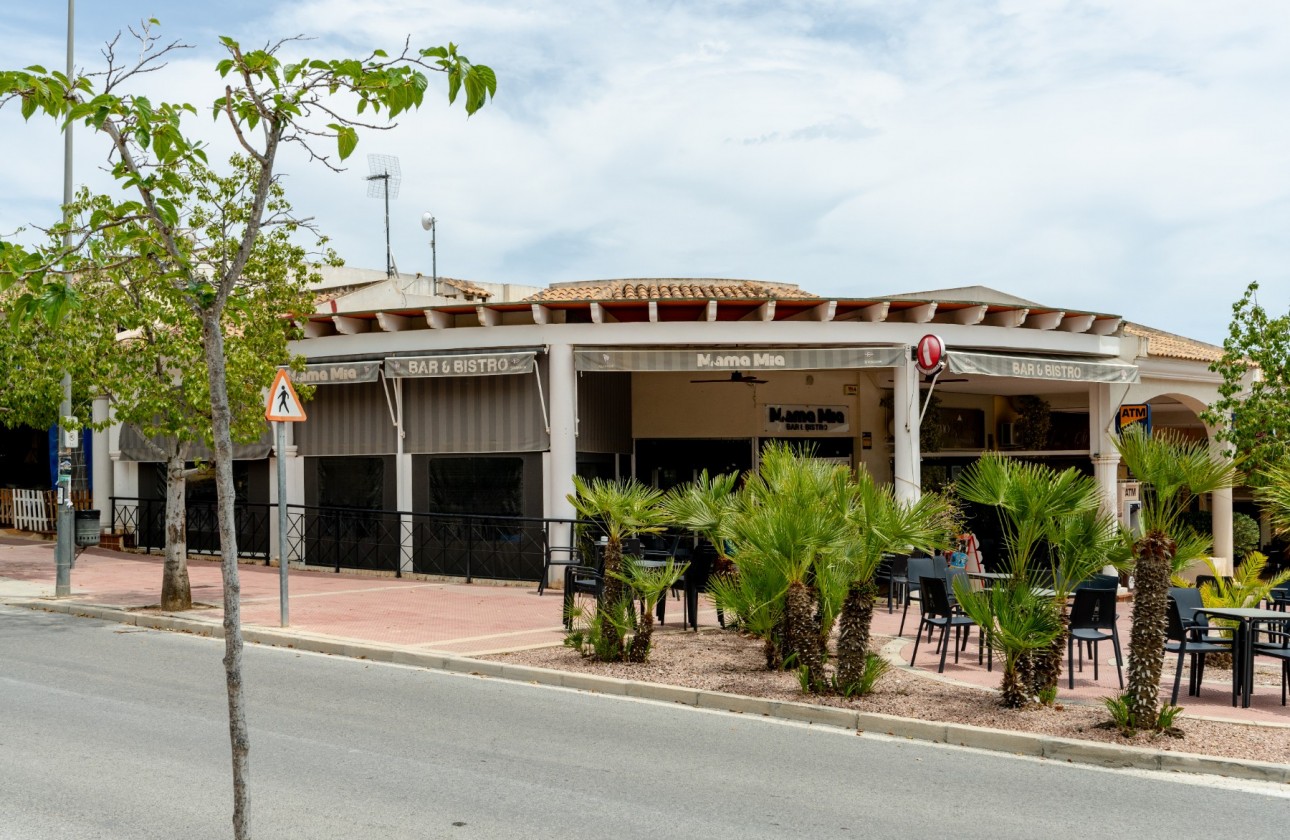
xmin=1066 ymin=587 xmax=1123 ymax=689
xmin=1166 ymin=596 xmax=1232 ymax=705
xmin=539 ymin=540 xmax=583 ymax=596
xmin=878 ymin=554 xmax=909 ymax=614
xmin=1168 ymin=587 xmax=1229 ymax=644
xmin=1267 ymin=581 xmax=1290 ymax=612
xmin=909 ymin=575 xmax=981 ymax=674
xmin=1254 ymin=624 xmax=1290 ymax=705
xmin=562 ymin=563 xmax=603 ymax=630
xmin=899 ymin=556 xmax=940 ymax=637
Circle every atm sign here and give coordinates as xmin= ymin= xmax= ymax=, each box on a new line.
xmin=1118 ymin=404 xmax=1151 ymax=435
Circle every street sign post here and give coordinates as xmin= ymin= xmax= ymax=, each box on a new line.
xmin=265 ymin=369 xmax=306 ymax=626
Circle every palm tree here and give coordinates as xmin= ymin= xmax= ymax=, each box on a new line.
xmin=566 ymin=476 xmax=667 ymax=662
xmin=834 ymin=469 xmax=952 ymax=696
xmin=723 ymin=443 xmax=850 ymax=691
xmin=955 ymin=582 xmax=1065 ymax=707
xmin=1114 ymin=427 xmax=1236 ymax=731
xmin=955 ymin=454 xmax=1117 ymax=704
xmin=613 ymin=557 xmax=686 ymax=662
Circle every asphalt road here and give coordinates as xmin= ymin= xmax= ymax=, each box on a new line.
xmin=1 ymin=603 xmax=1287 ymax=839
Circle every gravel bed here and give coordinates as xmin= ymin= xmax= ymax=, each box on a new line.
xmin=484 ymin=629 xmax=1290 ymax=765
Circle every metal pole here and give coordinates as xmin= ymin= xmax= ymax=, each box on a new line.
xmin=277 ymin=420 xmax=289 ymax=627
xmin=54 ymin=0 xmax=76 ymax=596
xmin=383 ymin=178 xmax=392 ymax=278
xmin=55 ymin=375 xmax=72 ymax=595
xmin=430 ymin=217 xmax=436 ymax=295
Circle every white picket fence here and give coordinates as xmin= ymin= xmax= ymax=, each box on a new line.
xmin=12 ymin=489 xmax=49 ymax=531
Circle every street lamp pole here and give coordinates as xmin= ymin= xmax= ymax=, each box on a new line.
xmin=54 ymin=0 xmax=75 ymax=596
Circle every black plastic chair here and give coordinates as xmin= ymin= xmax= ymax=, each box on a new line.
xmin=1066 ymin=588 xmax=1123 ymax=689
xmin=1166 ymin=596 xmax=1232 ymax=705
xmin=1074 ymin=574 xmax=1120 ymax=591
xmin=909 ymin=575 xmax=980 ymax=674
xmin=562 ymin=563 xmax=603 ymax=629
xmin=1167 ymin=587 xmax=1229 ymax=644
xmin=878 ymin=554 xmax=909 ymax=614
xmin=899 ymin=556 xmax=940 ymax=637
xmin=539 ymin=541 xmax=583 ymax=596
xmin=1267 ymin=581 xmax=1290 ymax=612
xmin=1255 ymin=624 xmax=1290 ymax=705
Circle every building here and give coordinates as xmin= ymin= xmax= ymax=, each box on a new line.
xmin=97 ymin=271 xmax=1240 ymax=581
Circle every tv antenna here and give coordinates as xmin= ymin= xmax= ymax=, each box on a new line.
xmin=366 ymin=154 xmax=402 ymax=278
xmin=421 ymin=212 xmax=438 ymax=296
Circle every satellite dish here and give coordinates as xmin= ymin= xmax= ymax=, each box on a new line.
xmin=421 ymin=212 xmax=435 ymax=231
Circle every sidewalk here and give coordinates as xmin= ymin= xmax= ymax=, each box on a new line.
xmin=2 ymin=534 xmax=1287 ymax=726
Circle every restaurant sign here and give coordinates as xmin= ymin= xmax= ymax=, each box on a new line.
xmin=1118 ymin=403 xmax=1152 ymax=435
xmin=763 ymin=404 xmax=850 ymax=435
xmin=296 ymin=361 xmax=382 ymax=385
xmin=575 ymin=346 xmax=906 ymax=373
xmin=385 ymin=350 xmax=537 ymax=378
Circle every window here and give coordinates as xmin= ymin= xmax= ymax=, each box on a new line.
xmin=427 ymin=457 xmax=523 ymax=517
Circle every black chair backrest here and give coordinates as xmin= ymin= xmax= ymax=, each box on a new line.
xmin=907 ymin=556 xmax=938 ymax=592
xmin=1069 ymin=587 xmax=1116 ymax=630
xmin=1168 ymin=586 xmax=1208 ymax=629
xmin=944 ymin=566 xmax=967 ymax=599
xmin=919 ymin=575 xmax=954 ymax=617
xmin=1165 ymin=597 xmax=1189 ymax=643
xmin=889 ymin=554 xmax=909 ymax=578
xmin=1076 ymin=574 xmax=1119 ymax=591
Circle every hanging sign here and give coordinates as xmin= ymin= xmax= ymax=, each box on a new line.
xmin=1117 ymin=404 xmax=1151 ymax=435
xmin=265 ymin=369 xmax=307 ymax=422
xmin=915 ymin=334 xmax=946 ymax=376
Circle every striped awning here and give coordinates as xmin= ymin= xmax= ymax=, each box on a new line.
xmin=947 ymin=351 xmax=1139 ymax=384
xmin=574 ymin=346 xmax=906 ymax=373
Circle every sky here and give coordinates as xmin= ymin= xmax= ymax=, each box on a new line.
xmin=2 ymin=1 xmax=1289 ymax=346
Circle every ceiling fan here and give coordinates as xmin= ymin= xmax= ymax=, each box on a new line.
xmin=690 ymin=371 xmax=767 ymax=385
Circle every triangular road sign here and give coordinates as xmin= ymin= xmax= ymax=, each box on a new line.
xmin=265 ymin=369 xmax=307 ymax=422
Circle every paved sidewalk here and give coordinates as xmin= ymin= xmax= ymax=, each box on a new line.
xmin=2 ymin=534 xmax=1287 ymax=726
xmin=0 ymin=535 xmax=718 ymax=656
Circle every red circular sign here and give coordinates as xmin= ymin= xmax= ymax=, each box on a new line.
xmin=915 ymin=334 xmax=946 ymax=376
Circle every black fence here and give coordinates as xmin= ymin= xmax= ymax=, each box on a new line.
xmin=110 ymin=496 xmax=581 ymax=583
xmin=111 ymin=497 xmax=272 ymax=558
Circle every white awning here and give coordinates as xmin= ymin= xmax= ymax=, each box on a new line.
xmin=385 ymin=349 xmax=538 ymax=378
xmin=947 ymin=351 xmax=1139 ymax=384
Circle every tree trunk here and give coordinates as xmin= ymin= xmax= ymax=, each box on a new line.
xmin=160 ymin=455 xmax=192 ymax=611
xmin=1126 ymin=530 xmax=1175 ymax=730
xmin=785 ymin=581 xmax=825 ymax=692
xmin=596 ymin=539 xmax=625 ymax=661
xmin=201 ymin=311 xmax=251 ymax=840
xmin=835 ymin=582 xmax=876 ymax=694
xmin=1000 ymin=653 xmax=1031 ymax=709
xmin=627 ymin=609 xmax=653 ymax=663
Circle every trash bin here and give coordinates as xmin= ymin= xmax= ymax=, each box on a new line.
xmin=74 ymin=509 xmax=101 ymax=547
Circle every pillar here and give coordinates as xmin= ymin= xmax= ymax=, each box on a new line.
xmin=892 ymin=351 xmax=920 ymax=502
xmin=547 ymin=343 xmax=579 ymax=581
xmin=91 ymin=394 xmax=112 ymax=527
xmin=1088 ymin=384 xmax=1119 ymax=519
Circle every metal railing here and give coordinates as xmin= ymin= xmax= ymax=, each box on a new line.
xmin=110 ymin=497 xmax=271 ymax=558
xmin=108 ymin=495 xmax=583 ymax=583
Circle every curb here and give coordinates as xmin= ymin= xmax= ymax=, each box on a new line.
xmin=14 ymin=597 xmax=1290 ymax=786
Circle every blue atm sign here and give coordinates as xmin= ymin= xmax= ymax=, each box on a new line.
xmin=1118 ymin=404 xmax=1151 ymax=435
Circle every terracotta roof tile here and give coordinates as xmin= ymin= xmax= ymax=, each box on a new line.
xmin=438 ymin=277 xmax=490 ymax=298
xmin=1125 ymin=323 xmax=1224 ymax=363
xmin=524 ymin=278 xmax=816 ymax=302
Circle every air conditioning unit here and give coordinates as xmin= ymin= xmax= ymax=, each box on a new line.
xmin=997 ymin=422 xmax=1016 ymax=448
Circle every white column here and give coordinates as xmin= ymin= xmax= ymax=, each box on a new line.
xmin=285 ymin=437 xmax=305 ymax=564
xmin=1088 ymin=384 xmax=1119 ymax=518
xmin=547 ymin=343 xmax=579 ymax=581
xmin=91 ymin=394 xmax=112 ymax=526
xmin=1209 ymin=433 xmax=1235 ymax=575
xmin=892 ymin=351 xmax=920 ymax=502
xmin=394 ymin=377 xmax=414 ymax=574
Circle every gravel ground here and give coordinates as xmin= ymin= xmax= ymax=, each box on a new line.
xmin=484 ymin=629 xmax=1290 ymax=765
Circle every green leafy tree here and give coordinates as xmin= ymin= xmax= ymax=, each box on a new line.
xmin=0 ymin=24 xmax=493 ymax=840
xmin=1203 ymin=280 xmax=1290 ymax=481
xmin=1114 ymin=427 xmax=1235 ymax=732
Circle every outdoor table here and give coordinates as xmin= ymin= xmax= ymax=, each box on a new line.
xmin=1196 ymin=607 xmax=1290 ymax=708
xmin=966 ymin=571 xmax=1011 ymax=589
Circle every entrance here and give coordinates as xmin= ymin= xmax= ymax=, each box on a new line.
xmin=635 ymin=438 xmax=753 ymax=492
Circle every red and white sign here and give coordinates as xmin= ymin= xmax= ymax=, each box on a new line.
xmin=265 ymin=369 xmax=307 ymax=422
xmin=915 ymin=334 xmax=946 ymax=376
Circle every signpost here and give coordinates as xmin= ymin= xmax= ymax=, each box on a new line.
xmin=265 ymin=369 xmax=306 ymax=627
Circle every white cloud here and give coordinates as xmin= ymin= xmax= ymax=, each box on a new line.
xmin=2 ymin=0 xmax=1288 ymax=343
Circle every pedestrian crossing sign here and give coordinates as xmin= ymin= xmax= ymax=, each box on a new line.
xmin=265 ymin=369 xmax=307 ymax=422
